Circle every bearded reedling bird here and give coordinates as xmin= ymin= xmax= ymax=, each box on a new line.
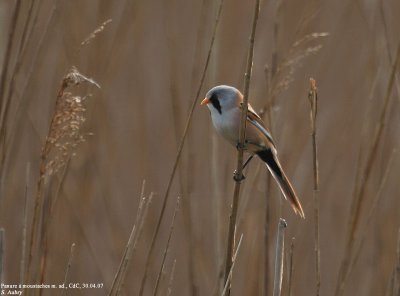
xmin=201 ymin=85 xmax=305 ymax=218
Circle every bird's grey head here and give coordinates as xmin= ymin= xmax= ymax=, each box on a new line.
xmin=201 ymin=85 xmax=242 ymax=114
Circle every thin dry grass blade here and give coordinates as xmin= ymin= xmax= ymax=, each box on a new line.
xmin=0 ymin=0 xmax=22 ymax=169
xmin=395 ymin=229 xmax=400 ymax=296
xmin=117 ymin=192 xmax=154 ymax=295
xmin=163 ymin=1 xmax=202 ymax=292
xmin=1 ymin=0 xmax=38 ymax=152
xmin=61 ymin=243 xmax=76 ymax=296
xmin=287 ymin=237 xmax=295 ymax=296
xmin=0 ymin=3 xmax=57 ymax=183
xmin=109 ymin=181 xmax=148 ymax=296
xmin=263 ymin=59 xmax=273 ymax=296
xmin=349 ymin=151 xmax=397 ymax=274
xmin=38 ymin=157 xmax=71 ymax=291
xmin=379 ymin=0 xmax=400 ymax=101
xmin=385 ymin=269 xmax=395 ymax=296
xmin=221 ymin=234 xmax=244 ymax=296
xmin=386 ymin=229 xmax=400 ymax=296
xmin=138 ymin=1 xmax=225 ymax=294
xmin=335 ymin=44 xmax=400 ymax=296
xmin=152 ymin=196 xmax=180 ymax=296
xmin=20 ymin=162 xmax=30 ymax=285
xmin=0 ymin=228 xmax=4 ymax=283
xmin=166 ymin=259 xmax=177 ymax=296
xmin=0 ymin=0 xmax=21 ymax=114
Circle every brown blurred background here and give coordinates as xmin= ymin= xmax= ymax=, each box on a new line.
xmin=0 ymin=0 xmax=399 ymax=295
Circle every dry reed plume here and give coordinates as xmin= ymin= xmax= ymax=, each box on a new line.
xmin=27 ymin=67 xmax=99 ymax=289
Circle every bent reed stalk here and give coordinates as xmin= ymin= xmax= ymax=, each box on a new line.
xmin=138 ymin=1 xmax=225 ymax=294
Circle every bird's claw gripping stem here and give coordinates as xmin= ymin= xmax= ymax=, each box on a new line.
xmin=233 ymin=170 xmax=246 ymax=182
xmin=236 ymin=141 xmax=247 ymax=150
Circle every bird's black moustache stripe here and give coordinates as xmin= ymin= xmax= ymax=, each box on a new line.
xmin=209 ymin=94 xmax=222 ymax=114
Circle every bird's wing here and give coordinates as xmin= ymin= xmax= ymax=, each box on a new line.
xmin=243 ymin=103 xmax=276 ymax=148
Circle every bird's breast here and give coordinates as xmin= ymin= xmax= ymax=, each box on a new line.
xmin=211 ymin=109 xmax=240 ymax=146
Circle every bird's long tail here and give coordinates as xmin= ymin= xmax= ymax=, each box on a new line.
xmin=256 ymin=149 xmax=305 ymax=218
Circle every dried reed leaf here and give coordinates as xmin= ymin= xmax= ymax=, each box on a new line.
xmin=80 ymin=19 xmax=112 ymax=47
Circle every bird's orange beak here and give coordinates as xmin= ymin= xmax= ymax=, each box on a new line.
xmin=200 ymin=98 xmax=210 ymax=105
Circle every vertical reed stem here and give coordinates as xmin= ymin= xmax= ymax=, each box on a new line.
xmin=273 ymin=219 xmax=287 ymax=296
xmin=308 ymin=78 xmax=321 ymax=295
xmin=287 ymin=238 xmax=295 ymax=296
xmin=223 ymin=1 xmax=261 ymax=295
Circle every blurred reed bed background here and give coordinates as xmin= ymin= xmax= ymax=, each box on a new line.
xmin=0 ymin=0 xmax=399 ymax=295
